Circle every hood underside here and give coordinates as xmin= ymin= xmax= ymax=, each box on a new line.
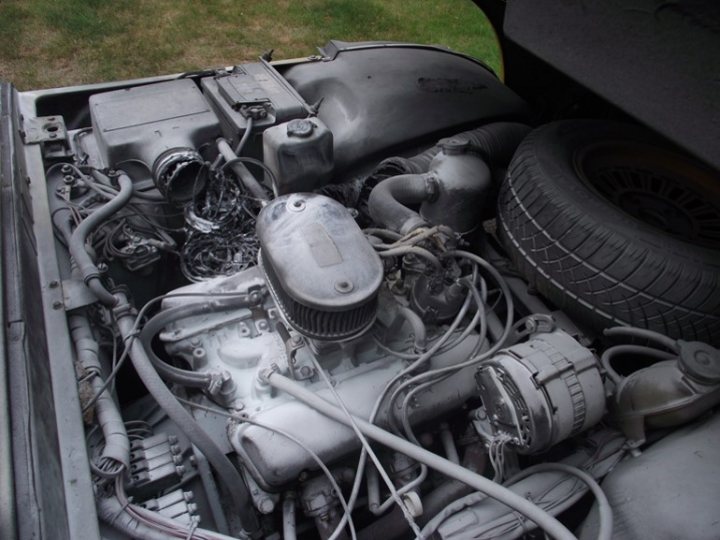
xmin=488 ymin=0 xmax=720 ymax=172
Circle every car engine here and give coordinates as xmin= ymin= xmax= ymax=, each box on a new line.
xmin=9 ymin=41 xmax=720 ymax=540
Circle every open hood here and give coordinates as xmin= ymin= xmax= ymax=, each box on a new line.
xmin=479 ymin=0 xmax=720 ymax=171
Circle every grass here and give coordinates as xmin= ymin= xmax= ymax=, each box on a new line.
xmin=0 ymin=0 xmax=500 ymax=90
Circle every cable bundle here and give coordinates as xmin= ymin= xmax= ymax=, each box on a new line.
xmin=180 ymin=168 xmax=263 ymax=282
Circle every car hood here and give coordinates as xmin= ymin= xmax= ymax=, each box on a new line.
xmin=480 ymin=0 xmax=720 ymax=172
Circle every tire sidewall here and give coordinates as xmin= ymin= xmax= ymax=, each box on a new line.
xmin=526 ymin=120 xmax=720 ymax=265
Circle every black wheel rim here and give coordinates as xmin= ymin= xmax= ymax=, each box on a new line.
xmin=576 ymin=142 xmax=720 ymax=249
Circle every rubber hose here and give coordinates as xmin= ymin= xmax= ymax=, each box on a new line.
xmin=459 ymin=122 xmax=532 ymax=166
xmin=603 ymin=327 xmax=679 ymax=353
xmin=368 ymin=124 xmax=529 ymax=235
xmin=377 ymin=245 xmax=443 ymax=271
xmin=47 ymin=171 xmax=76 ymax=245
xmin=115 ymin=295 xmax=261 ymax=537
xmin=600 ymin=344 xmax=675 ymax=385
xmin=282 ymin=493 xmax=297 ymax=540
xmin=234 ymin=116 xmax=254 ymax=154
xmin=69 ymin=313 xmax=129 ymax=469
xmin=217 ymin=138 xmax=269 ymax=201
xmin=439 ymin=424 xmax=460 ymax=464
xmin=139 ymin=295 xmax=258 ymax=389
xmin=396 ymin=306 xmax=427 ymax=351
xmin=375 ymin=122 xmax=531 ymax=177
xmin=366 ymin=464 xmax=380 ymax=514
xmin=265 ymin=372 xmax=577 ymax=540
xmin=367 ymin=173 xmax=435 ymax=234
xmin=68 ymin=172 xmax=133 ymax=306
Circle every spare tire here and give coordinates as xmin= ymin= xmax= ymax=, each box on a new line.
xmin=498 ymin=120 xmax=720 ymax=344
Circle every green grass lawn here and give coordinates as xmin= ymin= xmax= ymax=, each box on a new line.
xmin=0 ymin=0 xmax=500 ymax=90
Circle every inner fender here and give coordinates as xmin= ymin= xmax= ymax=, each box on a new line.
xmin=279 ymin=41 xmax=529 ymax=176
xmin=579 ymin=412 xmax=720 ymax=540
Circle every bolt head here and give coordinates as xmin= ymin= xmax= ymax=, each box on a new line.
xmin=230 ymin=402 xmax=245 ymax=413
xmin=258 ymin=498 xmax=275 ymax=514
xmin=334 ymin=280 xmax=354 ymax=294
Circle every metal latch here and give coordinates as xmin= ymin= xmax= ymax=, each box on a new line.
xmin=21 ymin=115 xmax=72 ymax=159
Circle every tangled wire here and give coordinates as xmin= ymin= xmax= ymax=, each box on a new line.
xmin=180 ymin=167 xmax=263 ymax=281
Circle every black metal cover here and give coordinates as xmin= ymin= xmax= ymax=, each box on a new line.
xmin=201 ymin=62 xmax=312 ymax=148
xmin=280 ymin=41 xmax=529 ymax=176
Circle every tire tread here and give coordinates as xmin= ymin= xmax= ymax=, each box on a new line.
xmin=498 ymin=123 xmax=720 ymax=344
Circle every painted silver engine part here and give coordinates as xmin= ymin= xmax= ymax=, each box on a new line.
xmin=159 ymin=266 xmax=482 ymax=490
xmin=89 ymin=79 xmax=221 ymax=203
xmin=475 ymin=330 xmax=605 ymax=454
xmin=232 ymin=335 xmax=479 ymax=490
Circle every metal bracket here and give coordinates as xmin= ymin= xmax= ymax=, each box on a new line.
xmin=285 ymin=335 xmax=314 ymax=381
xmin=21 ymin=116 xmax=72 ymax=160
xmin=22 ymin=116 xmax=67 ymax=144
xmin=61 ymin=279 xmax=99 ymax=311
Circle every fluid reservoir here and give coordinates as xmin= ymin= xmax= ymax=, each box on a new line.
xmin=263 ymin=118 xmax=333 ymax=194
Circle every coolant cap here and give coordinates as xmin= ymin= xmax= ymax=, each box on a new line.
xmin=286 ymin=118 xmax=315 ymax=138
xmin=678 ymin=341 xmax=720 ymax=384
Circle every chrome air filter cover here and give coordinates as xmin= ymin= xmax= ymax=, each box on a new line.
xmin=256 ymin=193 xmax=383 ymax=341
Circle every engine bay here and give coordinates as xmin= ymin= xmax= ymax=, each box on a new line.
xmin=6 ymin=41 xmax=720 ymax=540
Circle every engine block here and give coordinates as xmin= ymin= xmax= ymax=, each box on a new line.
xmin=160 ymin=266 xmax=481 ymax=489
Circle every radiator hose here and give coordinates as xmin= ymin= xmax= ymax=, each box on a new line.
xmin=68 ymin=171 xmax=134 ymax=306
xmin=375 ymin=122 xmax=531 ymax=177
xmin=368 ymin=173 xmax=437 ymax=234
xmin=139 ymin=294 xmax=264 ymax=395
xmin=368 ymin=122 xmax=530 ymax=235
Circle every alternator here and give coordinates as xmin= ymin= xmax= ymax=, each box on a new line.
xmin=474 ymin=330 xmax=605 ymax=454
